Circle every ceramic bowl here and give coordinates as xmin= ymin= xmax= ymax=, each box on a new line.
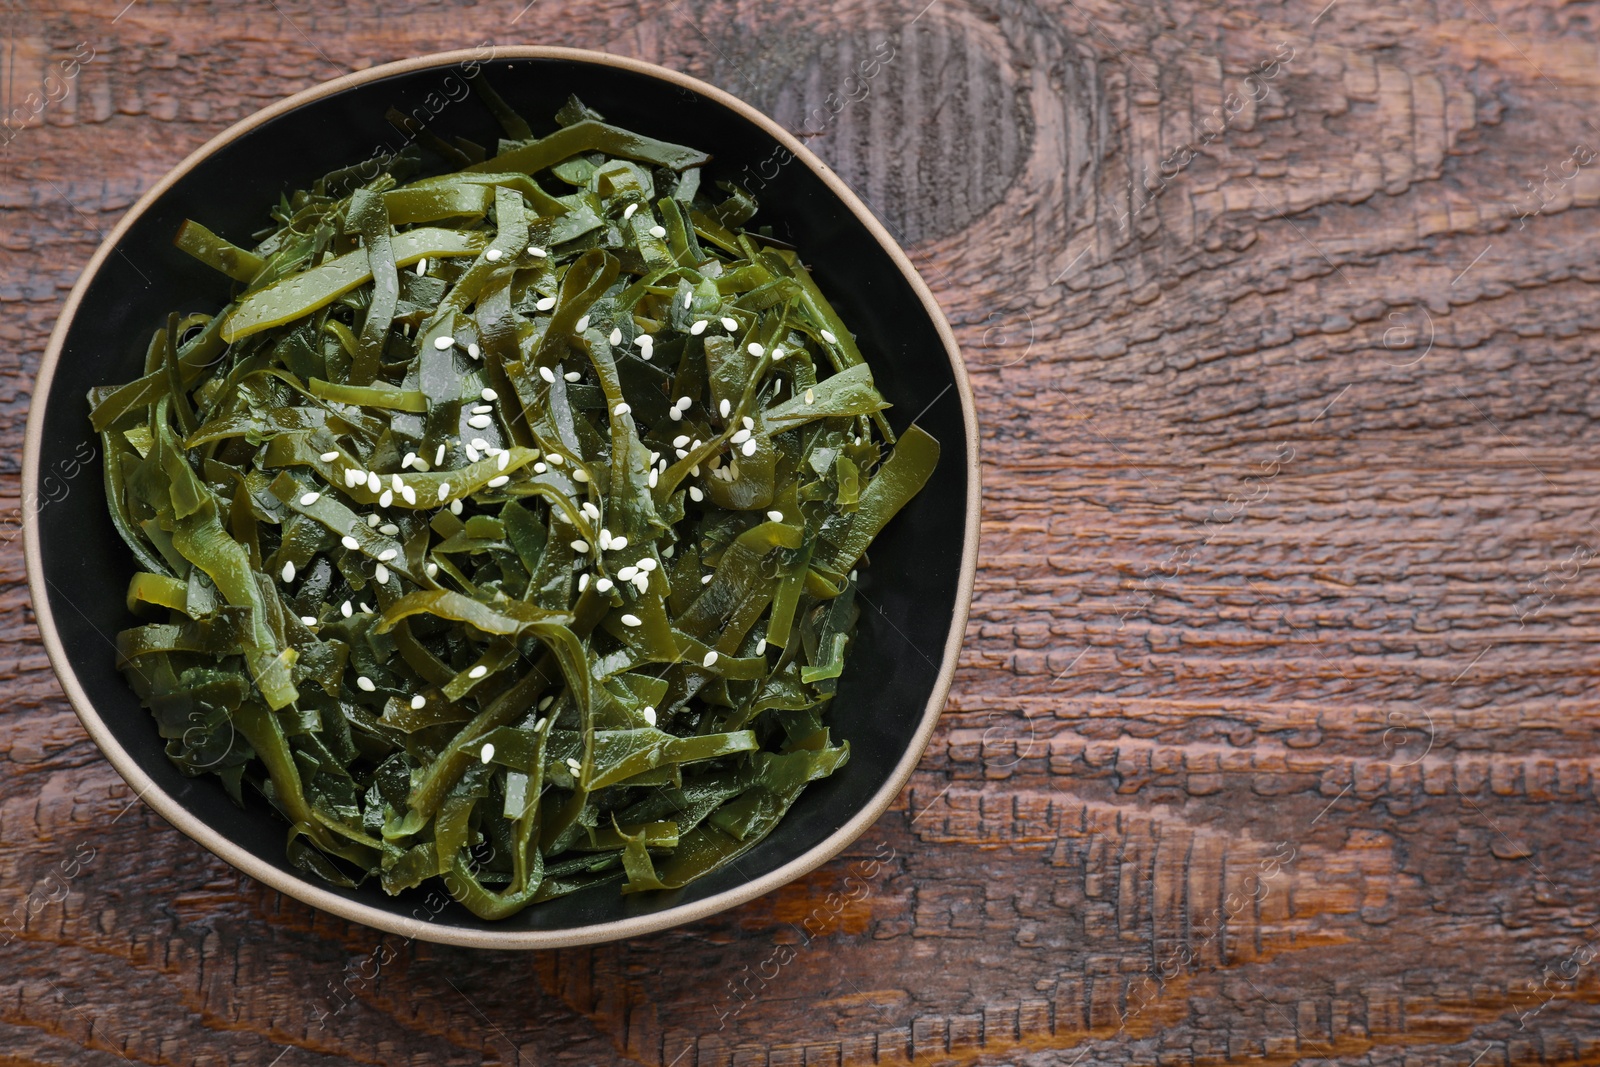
xmin=24 ymin=47 xmax=978 ymax=949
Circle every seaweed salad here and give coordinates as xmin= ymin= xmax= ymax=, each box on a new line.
xmin=88 ymin=84 xmax=938 ymax=919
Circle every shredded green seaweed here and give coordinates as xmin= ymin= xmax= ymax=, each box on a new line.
xmin=90 ymin=90 xmax=937 ymax=917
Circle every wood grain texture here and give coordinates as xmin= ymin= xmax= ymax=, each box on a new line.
xmin=4 ymin=0 xmax=1600 ymax=1063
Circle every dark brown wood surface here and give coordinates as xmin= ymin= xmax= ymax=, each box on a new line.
xmin=4 ymin=0 xmax=1600 ymax=1063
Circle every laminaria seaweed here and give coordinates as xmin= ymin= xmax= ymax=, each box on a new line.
xmin=89 ymin=87 xmax=936 ymax=918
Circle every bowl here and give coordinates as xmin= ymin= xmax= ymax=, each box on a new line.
xmin=24 ymin=47 xmax=978 ymax=949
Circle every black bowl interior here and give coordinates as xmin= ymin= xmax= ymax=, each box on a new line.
xmin=36 ymin=55 xmax=970 ymax=939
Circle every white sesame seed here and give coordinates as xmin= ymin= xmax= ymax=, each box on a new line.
xmin=638 ymin=557 xmax=657 ymax=572
xmin=416 ymin=258 xmax=428 ymax=276
xmin=301 ymin=615 xmax=317 ymax=626
xmin=341 ymin=535 xmax=360 ymax=550
xmin=469 ymin=664 xmax=488 ymax=679
xmin=486 ymin=248 xmax=503 ymax=261
xmin=648 ymin=470 xmax=658 ymax=488
xmin=528 ymin=246 xmax=548 ymax=258
xmin=621 ymin=613 xmax=642 ymax=627
xmin=609 ymin=327 xmax=623 ymax=345
xmin=581 ymin=502 xmax=599 ymax=519
xmin=567 ymin=757 xmax=582 ymax=771
xmin=549 ymin=454 xmax=566 ymax=468
xmin=571 ymin=540 xmax=590 ymax=553
xmin=649 ymin=224 xmax=667 ymax=238
xmin=721 ymin=317 xmax=738 ymax=331
xmin=450 ymin=499 xmax=463 ymax=514
xmin=438 ymin=482 xmax=451 ymax=501
xmin=538 ymin=696 xmax=554 ymax=711
xmin=821 ymin=329 xmax=837 ymax=343
xmin=633 ymin=572 xmax=650 ymax=592
xmin=575 ymin=314 xmax=590 ymax=332
xmin=298 ymin=491 xmax=320 ymax=507
xmin=497 ymin=451 xmax=510 ymax=471
xmin=281 ymin=560 xmax=296 ymax=582
xmin=599 ymin=529 xmax=613 ymax=550
xmin=668 ymin=408 xmax=683 ymax=421
xmin=690 ymin=464 xmax=700 ymax=476
xmin=613 ymin=402 xmax=631 ymax=416
xmin=643 ymin=706 xmax=657 ymax=726
xmin=476 ymin=387 xmax=496 ymax=403
xmin=539 ymin=365 xmax=556 ymax=383
xmin=690 ymin=320 xmax=708 ymax=335
xmin=467 ymin=342 xmax=481 ymax=359
xmin=468 ymin=414 xmax=493 ymax=429
xmin=596 ymin=577 xmax=614 ymax=593
xmin=636 ymin=334 xmax=653 ymax=349
xmin=480 ymin=742 xmax=495 ymax=763
xmin=804 ymin=388 xmax=815 ymax=405
xmin=411 ymin=694 xmax=426 ymax=710
xmin=488 ymin=475 xmax=510 ymax=487
xmin=689 ymin=486 xmax=704 ymax=502
xmin=379 ymin=489 xmax=394 ymax=507
xmin=466 ymin=443 xmax=481 ymax=463
xmin=380 ymin=523 xmax=399 ymax=535
xmin=572 ymin=469 xmax=590 ymax=482
xmin=702 ymin=650 xmax=718 ymax=667
xmin=471 ymin=404 xmax=493 ymax=415
xmin=691 ymin=439 xmax=703 ymax=449
xmin=357 ymin=676 xmax=376 ymax=692
xmin=564 ymin=370 xmax=581 ymax=382
xmin=320 ymin=450 xmax=340 ymax=463
xmin=747 ymin=342 xmax=765 ymax=358
xmin=578 ymin=573 xmax=590 ymax=592
xmin=623 ymin=203 xmax=639 ymax=220
xmin=436 ymin=443 xmax=447 ymax=465
xmin=401 ymin=485 xmax=417 ymax=505
xmin=341 ymin=600 xmax=353 ymax=617
xmin=611 ymin=535 xmax=628 ymax=550
xmin=367 ymin=471 xmax=382 ymax=493
xmin=360 ymin=601 xmax=374 ymax=613
xmin=374 ymin=563 xmax=390 ymax=583
xmin=731 ymin=428 xmax=751 ymax=445
xmin=676 ymin=396 xmax=692 ymax=411
xmin=402 ymin=452 xmax=417 ymax=469
xmin=434 ymin=335 xmax=454 ymax=350
xmin=684 ymin=292 xmax=693 ymax=309
xmin=345 ymin=468 xmax=362 ymax=488
xmin=391 ymin=474 xmax=404 ymax=493
xmin=701 ymin=573 xmax=713 ymax=584
xmin=617 ymin=566 xmax=638 ymax=581
xmin=719 ymin=398 xmax=731 ymax=418
xmin=533 ymin=462 xmax=547 ymax=473
xmin=425 ymin=562 xmax=438 ymax=578
xmin=471 ymin=437 xmax=490 ymax=451
xmin=377 ymin=549 xmax=397 ymax=562
xmin=756 ymin=638 xmax=768 ymax=655
xmin=536 ymin=296 xmax=556 ymax=311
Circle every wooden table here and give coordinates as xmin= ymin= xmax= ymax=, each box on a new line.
xmin=4 ymin=1 xmax=1597 ymax=1064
